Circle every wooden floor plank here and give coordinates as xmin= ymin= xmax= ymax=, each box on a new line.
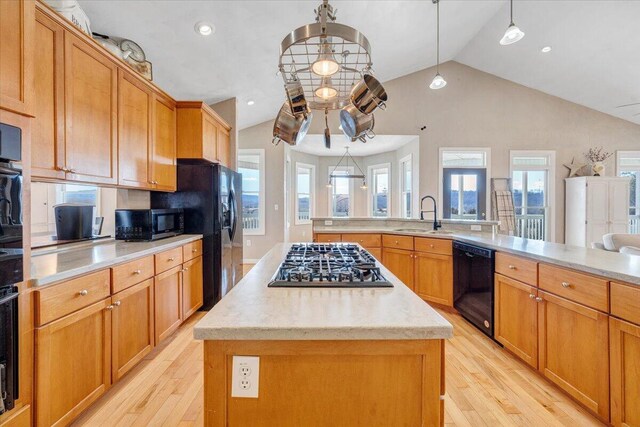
xmin=72 ymin=309 xmax=605 ymax=427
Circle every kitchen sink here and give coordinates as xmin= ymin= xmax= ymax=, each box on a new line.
xmin=393 ymin=228 xmax=453 ymax=235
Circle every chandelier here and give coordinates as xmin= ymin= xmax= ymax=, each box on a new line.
xmin=272 ymin=0 xmax=388 ymax=148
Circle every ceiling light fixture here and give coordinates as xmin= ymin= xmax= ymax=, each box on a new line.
xmin=194 ymin=21 xmax=215 ymax=36
xmin=429 ymin=0 xmax=447 ymax=90
xmin=315 ymin=77 xmax=338 ymax=100
xmin=500 ymin=0 xmax=525 ymax=45
xmin=247 ymin=100 xmax=255 ymax=106
xmin=311 ymin=41 xmax=340 ymax=77
xmin=541 ymin=46 xmax=552 ymax=53
xmin=328 ymin=147 xmax=367 ymax=190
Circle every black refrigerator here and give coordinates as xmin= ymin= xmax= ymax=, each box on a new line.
xmin=151 ymin=160 xmax=243 ymax=309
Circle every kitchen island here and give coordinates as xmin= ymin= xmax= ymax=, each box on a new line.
xmin=194 ymin=243 xmax=453 ymax=426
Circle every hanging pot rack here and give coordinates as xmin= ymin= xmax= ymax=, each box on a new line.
xmin=327 ymin=147 xmax=367 ymax=189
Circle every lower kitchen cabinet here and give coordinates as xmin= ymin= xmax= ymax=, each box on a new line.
xmin=35 ymin=298 xmax=112 ymax=427
xmin=111 ymin=279 xmax=155 ymax=382
xmin=413 ymin=251 xmax=453 ymax=306
xmin=154 ymin=265 xmax=183 ymax=343
xmin=610 ymin=317 xmax=640 ymax=427
xmin=182 ymin=255 xmax=204 ymax=319
xmin=537 ymin=291 xmax=610 ymax=420
xmin=382 ymin=248 xmax=414 ymax=290
xmin=494 ymin=274 xmax=538 ymax=368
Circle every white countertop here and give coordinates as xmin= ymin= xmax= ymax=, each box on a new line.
xmin=314 ymin=226 xmax=640 ymax=286
xmin=30 ymin=234 xmax=203 ymax=287
xmin=193 ymin=243 xmax=453 ymax=341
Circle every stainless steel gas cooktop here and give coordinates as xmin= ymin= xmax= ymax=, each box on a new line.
xmin=268 ymin=243 xmax=392 ymax=288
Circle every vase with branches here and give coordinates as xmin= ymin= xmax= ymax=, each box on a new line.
xmin=584 ymin=147 xmax=612 ymax=176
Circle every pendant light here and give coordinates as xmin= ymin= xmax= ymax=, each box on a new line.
xmin=315 ymin=77 xmax=338 ymax=100
xmin=429 ymin=0 xmax=447 ymax=90
xmin=500 ymin=0 xmax=525 ymax=45
xmin=311 ymin=39 xmax=340 ymax=77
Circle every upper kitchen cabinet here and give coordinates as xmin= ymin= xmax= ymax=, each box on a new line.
xmin=176 ymin=101 xmax=232 ymax=168
xmin=150 ymin=94 xmax=177 ymax=191
xmin=0 ymin=0 xmax=34 ymax=116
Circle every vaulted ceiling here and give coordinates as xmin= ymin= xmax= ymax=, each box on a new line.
xmin=79 ymin=1 xmax=640 ymax=129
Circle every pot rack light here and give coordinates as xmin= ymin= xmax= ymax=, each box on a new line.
xmin=327 ymin=147 xmax=367 ymax=190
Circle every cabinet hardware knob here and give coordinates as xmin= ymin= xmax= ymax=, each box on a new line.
xmin=535 ymin=297 xmax=543 ymax=303
xmin=68 ymin=168 xmax=77 ymax=173
xmin=133 ymin=269 xmax=142 ymax=275
xmin=168 ymin=257 xmax=175 ymax=261
xmin=79 ymin=289 xmax=88 ymax=296
xmin=395 ymin=240 xmax=399 ymax=244
xmin=192 ymin=249 xmax=198 ymax=253
xmin=59 ymin=166 xmax=70 ymax=172
xmin=508 ymin=265 xmax=516 ymax=270
xmin=182 ymin=268 xmax=189 ymax=272
xmin=430 ymin=244 xmax=434 ymax=248
xmin=561 ymin=281 xmax=570 ymax=288
xmin=114 ymin=300 xmax=121 ymax=307
xmin=529 ymin=293 xmax=536 ymax=299
xmin=106 ymin=305 xmax=114 ymax=311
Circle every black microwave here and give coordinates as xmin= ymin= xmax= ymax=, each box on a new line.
xmin=115 ymin=208 xmax=184 ymax=241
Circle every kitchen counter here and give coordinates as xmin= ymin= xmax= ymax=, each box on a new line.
xmin=314 ymin=225 xmax=640 ymax=286
xmin=193 ymin=243 xmax=453 ymax=340
xmin=30 ymin=234 xmax=203 ymax=286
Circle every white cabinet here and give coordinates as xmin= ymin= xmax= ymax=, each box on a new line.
xmin=565 ymin=177 xmax=630 ymax=247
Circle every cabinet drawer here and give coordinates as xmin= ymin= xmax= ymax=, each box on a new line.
xmin=315 ymin=233 xmax=341 ymax=243
xmin=155 ymin=247 xmax=183 ymax=274
xmin=382 ymin=234 xmax=414 ymax=250
xmin=35 ymin=270 xmax=111 ymax=326
xmin=414 ymin=237 xmax=452 ymax=255
xmin=538 ymin=264 xmax=608 ymax=312
xmin=111 ymin=256 xmax=154 ymax=293
xmin=341 ymin=233 xmax=381 ymax=248
xmin=495 ymin=252 xmax=538 ymax=285
xmin=611 ymin=281 xmax=640 ymax=325
xmin=183 ymin=239 xmax=203 ymax=262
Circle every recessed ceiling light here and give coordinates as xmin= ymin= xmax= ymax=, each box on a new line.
xmin=247 ymin=100 xmax=255 ymax=106
xmin=541 ymin=46 xmax=552 ymax=53
xmin=195 ymin=21 xmax=214 ymax=36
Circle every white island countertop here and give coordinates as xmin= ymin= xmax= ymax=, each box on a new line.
xmin=194 ymin=243 xmax=453 ymax=341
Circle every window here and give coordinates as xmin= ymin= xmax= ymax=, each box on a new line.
xmin=368 ymin=164 xmax=390 ymax=217
xmin=510 ymin=151 xmax=555 ymax=241
xmin=400 ymin=155 xmax=412 ymax=218
xmin=439 ymin=148 xmax=491 ymax=220
xmin=238 ymin=149 xmax=265 ymax=235
xmin=617 ymin=151 xmax=640 ymax=234
xmin=295 ymin=163 xmax=315 ymax=224
xmin=328 ymin=166 xmax=354 ymax=217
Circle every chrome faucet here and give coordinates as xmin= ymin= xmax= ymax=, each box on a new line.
xmin=420 ymin=195 xmax=442 ymax=230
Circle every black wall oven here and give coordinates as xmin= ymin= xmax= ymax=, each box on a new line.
xmin=0 ymin=122 xmax=23 ymax=414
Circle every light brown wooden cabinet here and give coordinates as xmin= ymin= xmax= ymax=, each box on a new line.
xmin=151 ymin=95 xmax=177 ymax=191
xmin=154 ymin=265 xmax=183 ymax=343
xmin=182 ymin=256 xmax=204 ymax=319
xmin=610 ymin=317 xmax=640 ymax=427
xmin=537 ymin=290 xmax=609 ymax=420
xmin=414 ymin=251 xmax=453 ymax=306
xmin=111 ymin=278 xmax=155 ymax=382
xmin=35 ymin=298 xmax=112 ymax=427
xmin=176 ymin=101 xmax=232 ymax=167
xmin=0 ymin=0 xmax=34 ymax=116
xmin=64 ymin=31 xmax=118 ymax=184
xmin=494 ymin=273 xmax=538 ymax=368
xmin=382 ymin=247 xmax=415 ymax=290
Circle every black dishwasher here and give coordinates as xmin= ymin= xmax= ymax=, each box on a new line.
xmin=453 ymin=241 xmax=495 ymax=338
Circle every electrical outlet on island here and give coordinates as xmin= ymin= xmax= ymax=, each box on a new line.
xmin=231 ymin=356 xmax=260 ymax=398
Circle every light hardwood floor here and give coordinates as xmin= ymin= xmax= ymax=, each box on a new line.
xmin=72 ymin=310 xmax=604 ymax=427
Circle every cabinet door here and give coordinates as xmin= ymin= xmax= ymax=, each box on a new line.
xmin=586 ymin=179 xmax=610 ymax=242
xmin=381 ymin=248 xmax=414 ymax=290
xmin=182 ymin=256 xmax=203 ymax=319
xmin=202 ymin=113 xmax=219 ymax=163
xmin=610 ymin=317 xmax=640 ymax=427
xmin=537 ymin=291 xmax=609 ymax=420
xmin=151 ymin=95 xmax=177 ymax=191
xmin=118 ymin=70 xmax=152 ymax=189
xmin=154 ymin=265 xmax=183 ymax=344
xmin=217 ymin=127 xmax=230 ymax=167
xmin=64 ymin=32 xmax=117 ymax=184
xmin=111 ymin=279 xmax=154 ymax=382
xmin=494 ymin=274 xmax=538 ymax=368
xmin=36 ymin=298 xmax=112 ymax=427
xmin=609 ymin=179 xmax=631 ymax=232
xmin=414 ymin=251 xmax=452 ymax=306
xmin=32 ymin=9 xmax=65 ymax=179
xmin=0 ymin=0 xmax=34 ymax=115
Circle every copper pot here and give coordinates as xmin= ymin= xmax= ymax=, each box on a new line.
xmin=350 ymin=74 xmax=388 ymax=115
xmin=272 ymin=103 xmax=312 ymax=146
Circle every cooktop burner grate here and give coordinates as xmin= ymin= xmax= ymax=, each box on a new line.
xmin=268 ymin=243 xmax=392 ymax=288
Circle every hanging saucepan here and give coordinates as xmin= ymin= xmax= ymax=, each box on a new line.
xmin=340 ymin=103 xmax=375 ymax=142
xmin=350 ymin=74 xmax=388 ymax=115
xmin=285 ymin=79 xmax=310 ymax=118
xmin=272 ymin=102 xmax=312 ymax=146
